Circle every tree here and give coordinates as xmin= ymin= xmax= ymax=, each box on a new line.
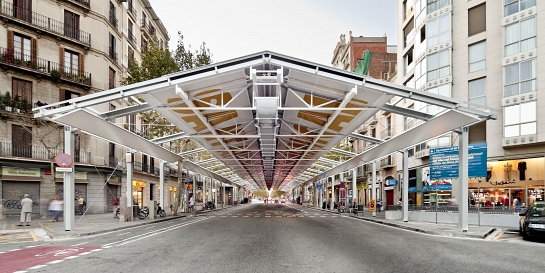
xmin=120 ymin=33 xmax=214 ymax=215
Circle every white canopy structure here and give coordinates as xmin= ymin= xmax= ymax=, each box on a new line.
xmin=34 ymin=51 xmax=496 ymax=192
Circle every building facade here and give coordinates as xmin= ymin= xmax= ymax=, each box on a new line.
xmin=396 ymin=0 xmax=545 ymax=208
xmin=0 ymin=0 xmax=180 ymax=216
xmin=331 ymin=33 xmax=398 ymax=208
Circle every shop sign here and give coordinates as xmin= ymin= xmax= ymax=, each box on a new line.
xmin=2 ymin=167 xmax=40 ymax=177
xmin=430 ymin=142 xmax=487 ymax=180
xmin=386 ymin=179 xmax=398 ymax=186
xmin=108 ymin=176 xmax=119 ymax=183
xmin=316 ymin=184 xmax=323 ymax=189
xmin=55 ymin=171 xmax=87 ymax=179
xmin=132 ymin=181 xmax=146 ymax=187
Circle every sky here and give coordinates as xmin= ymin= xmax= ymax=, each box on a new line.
xmin=149 ymin=0 xmax=398 ymax=66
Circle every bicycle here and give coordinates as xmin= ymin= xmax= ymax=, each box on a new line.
xmin=139 ymin=206 xmax=149 ymax=219
xmin=157 ymin=204 xmax=166 ymax=217
xmin=114 ymin=206 xmax=120 ymax=219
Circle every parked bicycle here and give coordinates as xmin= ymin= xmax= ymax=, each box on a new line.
xmin=157 ymin=204 xmax=166 ymax=217
xmin=114 ymin=206 xmax=120 ymax=219
xmin=139 ymin=206 xmax=149 ymax=219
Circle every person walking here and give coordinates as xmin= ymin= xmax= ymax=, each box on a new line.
xmin=189 ymin=195 xmax=195 ymax=213
xmin=77 ymin=196 xmax=85 ymax=215
xmin=19 ymin=194 xmax=33 ymax=226
xmin=49 ymin=197 xmax=63 ymax=222
xmin=112 ymin=195 xmax=120 ymax=218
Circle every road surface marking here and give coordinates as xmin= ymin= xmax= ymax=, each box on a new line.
xmin=265 ymin=216 xmax=271 ymax=218
xmin=38 ymin=223 xmax=54 ymax=233
xmin=116 ymin=232 xmax=130 ymax=236
xmin=47 ymin=260 xmax=64 ymax=264
xmin=320 ymin=216 xmax=326 ymax=217
xmin=309 ymin=216 xmax=315 ymax=217
xmin=28 ymin=265 xmax=47 ymax=269
xmin=72 ymin=242 xmax=88 ymax=246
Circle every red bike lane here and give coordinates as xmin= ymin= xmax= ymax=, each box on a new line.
xmin=0 ymin=246 xmax=99 ymax=272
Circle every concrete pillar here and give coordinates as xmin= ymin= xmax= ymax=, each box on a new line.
xmin=159 ymin=160 xmax=165 ymax=208
xmin=125 ymin=151 xmax=134 ymax=221
xmin=458 ymin=127 xmax=469 ymax=232
xmin=214 ymin=180 xmax=218 ymax=208
xmin=340 ymin=172 xmax=344 ymax=210
xmin=372 ymin=161 xmax=377 ymax=217
xmin=63 ymin=127 xmax=75 ymax=231
xmin=222 ymin=183 xmax=226 ymax=208
xmin=402 ymin=149 xmax=409 ymax=222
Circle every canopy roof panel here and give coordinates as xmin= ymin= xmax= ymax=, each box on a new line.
xmin=34 ymin=51 xmax=496 ymax=191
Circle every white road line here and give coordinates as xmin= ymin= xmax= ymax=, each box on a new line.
xmin=116 ymin=232 xmax=130 ymax=236
xmin=64 ymin=256 xmax=78 ymax=259
xmin=320 ymin=216 xmax=326 ymax=217
xmin=9 ymin=249 xmax=21 ymax=252
xmin=309 ymin=216 xmax=315 ymax=217
xmin=331 ymin=216 xmax=337 ymax=218
xmin=116 ymin=218 xmax=209 ymax=246
xmin=145 ymin=226 xmax=155 ymax=229
xmin=254 ymin=216 xmax=260 ymax=217
xmin=26 ymin=246 xmax=37 ymax=248
xmin=265 ymin=216 xmax=271 ymax=218
xmin=276 ymin=216 xmax=282 ymax=218
xmin=220 ymin=216 xmax=227 ymax=217
xmin=13 ymin=271 xmax=28 ymax=273
xmin=78 ymin=252 xmax=92 ymax=256
xmin=28 ymin=265 xmax=47 ymax=269
xmin=232 ymin=216 xmax=238 ymax=217
xmin=91 ymin=249 xmax=103 ymax=252
xmin=72 ymin=242 xmax=88 ymax=246
xmin=243 ymin=216 xmax=249 ymax=218
xmin=0 ymin=252 xmax=5 ymax=254
xmin=47 ymin=260 xmax=64 ymax=264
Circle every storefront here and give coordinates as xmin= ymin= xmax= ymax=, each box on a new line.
xmin=106 ymin=176 xmax=121 ymax=212
xmin=385 ymin=178 xmax=398 ymax=206
xmin=1 ymin=167 xmax=42 ymax=215
xmin=469 ymin=157 xmax=544 ymax=207
xmin=132 ymin=181 xmax=146 ymax=208
xmin=54 ymin=171 xmax=89 ymax=214
xmin=169 ymin=186 xmax=176 ymax=208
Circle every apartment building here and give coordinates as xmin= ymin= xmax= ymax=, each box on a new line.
xmin=0 ymin=0 xmax=174 ymax=216
xmin=396 ymin=0 xmax=544 ymax=207
xmin=331 ymin=33 xmax=398 ymax=207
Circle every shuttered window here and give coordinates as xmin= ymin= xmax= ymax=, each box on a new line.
xmin=468 ymin=4 xmax=486 ymax=36
xmin=14 ymin=0 xmax=32 ymax=23
xmin=109 ymin=67 xmax=116 ymax=89
xmin=12 ymin=124 xmax=32 ymax=157
xmin=64 ymin=10 xmax=80 ymax=40
xmin=12 ymin=78 xmax=32 ymax=104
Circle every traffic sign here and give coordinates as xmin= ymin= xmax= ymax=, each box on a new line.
xmin=55 ymin=153 xmax=73 ymax=167
xmin=369 ymin=199 xmax=376 ymax=213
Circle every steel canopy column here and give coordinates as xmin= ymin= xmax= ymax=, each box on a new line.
xmin=159 ymin=160 xmax=165 ymax=208
xmin=222 ymin=183 xmax=226 ymax=208
xmin=63 ymin=127 xmax=75 ymax=231
xmin=352 ymin=168 xmax=357 ymax=209
xmin=402 ymin=149 xmax=409 ymax=222
xmin=126 ymin=150 xmax=134 ymax=221
xmin=372 ymin=161 xmax=377 ymax=217
xmin=339 ymin=172 xmax=344 ymax=212
xmin=331 ymin=176 xmax=335 ymax=211
xmin=214 ymin=180 xmax=218 ymax=208
xmin=458 ymin=127 xmax=469 ymax=232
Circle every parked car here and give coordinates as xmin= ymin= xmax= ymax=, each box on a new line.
xmin=519 ymin=201 xmax=545 ymax=240
xmin=274 ymin=199 xmax=279 ymax=203
xmin=281 ymin=199 xmax=286 ymax=203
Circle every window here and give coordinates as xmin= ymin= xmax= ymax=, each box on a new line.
xmin=64 ymin=49 xmax=79 ymax=74
xmin=469 ymin=42 xmax=486 ymax=73
xmin=127 ymin=114 xmax=136 ymax=132
xmin=128 ymin=19 xmax=135 ymax=44
xmin=403 ymin=47 xmax=414 ymax=74
xmin=468 ymin=4 xmax=486 ymax=36
xmin=426 ymin=84 xmax=451 ymax=114
xmin=427 ymin=14 xmax=450 ymax=47
xmin=109 ymin=33 xmax=116 ymax=61
xmin=504 ymin=59 xmax=536 ymax=97
xmin=64 ymin=10 xmax=80 ymax=40
xmin=12 ymin=78 xmax=32 ymax=104
xmin=14 ymin=0 xmax=32 ymax=23
xmin=12 ymin=124 xmax=32 ymax=157
xmin=142 ymin=154 xmax=148 ymax=172
xmin=504 ymin=101 xmax=536 ymax=137
xmin=150 ymin=157 xmax=155 ymax=174
xmin=109 ymin=143 xmax=116 ymax=167
xmin=74 ymin=134 xmax=81 ymax=162
xmin=13 ymin=33 xmax=31 ymax=62
xmin=469 ymin=78 xmax=486 ymax=107
xmin=109 ymin=2 xmax=117 ymax=28
xmin=109 ymin=67 xmax=116 ymax=89
xmin=427 ymin=0 xmax=450 ymax=14
xmin=404 ymin=18 xmax=414 ymax=47
xmin=504 ymin=17 xmax=536 ymax=57
xmin=128 ymin=46 xmax=135 ymax=69
xmin=59 ymin=89 xmax=80 ymax=105
xmin=109 ymin=103 xmax=116 ymax=111
xmin=427 ymin=50 xmax=450 ymax=81
xmin=504 ymin=0 xmax=536 ymax=17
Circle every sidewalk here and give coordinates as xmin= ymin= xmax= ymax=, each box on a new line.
xmin=0 ymin=206 xmax=230 ymax=240
xmin=306 ymin=205 xmax=498 ymax=240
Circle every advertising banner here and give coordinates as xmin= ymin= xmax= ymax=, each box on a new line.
xmin=430 ymin=142 xmax=487 ymax=180
xmin=407 ymin=169 xmax=417 ymax=192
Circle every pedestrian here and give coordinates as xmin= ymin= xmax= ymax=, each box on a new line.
xmin=77 ymin=196 xmax=85 ymax=215
xmin=49 ymin=196 xmax=63 ymax=222
xmin=189 ymin=195 xmax=194 ymax=213
xmin=19 ymin=194 xmax=33 ymax=226
xmin=112 ymin=195 xmax=119 ymax=218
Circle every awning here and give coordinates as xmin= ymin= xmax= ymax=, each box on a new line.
xmin=1 ymin=176 xmax=43 ymax=182
xmin=54 ymin=178 xmax=90 ymax=184
xmin=107 ymin=182 xmax=122 ymax=186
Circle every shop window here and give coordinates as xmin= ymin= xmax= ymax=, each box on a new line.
xmin=468 ymin=4 xmax=486 ymax=36
xmin=504 ymin=0 xmax=536 ymax=17
xmin=469 ymin=41 xmax=486 ymax=73
xmin=427 ymin=13 xmax=450 ymax=47
xmin=504 ymin=16 xmax=536 ymax=57
xmin=504 ymin=59 xmax=536 ymax=97
xmin=504 ymin=101 xmax=536 ymax=137
xmin=469 ymin=78 xmax=486 ymax=107
xmin=427 ymin=50 xmax=450 ymax=82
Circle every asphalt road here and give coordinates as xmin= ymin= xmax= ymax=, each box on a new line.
xmin=2 ymin=202 xmax=545 ymax=273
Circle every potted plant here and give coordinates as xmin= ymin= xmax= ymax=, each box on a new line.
xmin=2 ymin=92 xmax=12 ymax=112
xmin=21 ymin=97 xmax=31 ymax=113
xmin=50 ymin=69 xmax=61 ymax=81
xmin=13 ymin=94 xmax=20 ymax=113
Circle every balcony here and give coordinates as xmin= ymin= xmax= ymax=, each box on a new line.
xmin=404 ymin=119 xmax=415 ymax=131
xmin=0 ymin=142 xmax=91 ymax=164
xmin=141 ymin=19 xmax=156 ymax=38
xmin=380 ymin=128 xmax=393 ymax=140
xmin=127 ymin=30 xmax=137 ymax=46
xmin=133 ymin=161 xmax=160 ymax=175
xmin=0 ymin=1 xmax=91 ymax=47
xmin=414 ymin=148 xmax=430 ymax=159
xmin=67 ymin=0 xmax=90 ymax=11
xmin=108 ymin=45 xmax=117 ymax=63
xmin=108 ymin=156 xmax=118 ymax=167
xmin=366 ymin=115 xmax=378 ymax=125
xmin=0 ymin=47 xmax=92 ymax=88
xmin=127 ymin=3 xmax=137 ymax=20
xmin=109 ymin=11 xmax=117 ymax=29
xmin=380 ymin=155 xmax=395 ymax=169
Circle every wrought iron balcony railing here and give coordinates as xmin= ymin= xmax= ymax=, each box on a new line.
xmin=127 ymin=30 xmax=137 ymax=45
xmin=127 ymin=3 xmax=137 ymax=20
xmin=0 ymin=142 xmax=91 ymax=163
xmin=0 ymin=1 xmax=91 ymax=46
xmin=69 ymin=0 xmax=90 ymax=8
xmin=108 ymin=45 xmax=117 ymax=62
xmin=109 ymin=11 xmax=117 ymax=28
xmin=0 ymin=46 xmax=92 ymax=87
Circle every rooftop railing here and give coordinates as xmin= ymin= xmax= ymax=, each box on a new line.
xmin=0 ymin=1 xmax=91 ymax=46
